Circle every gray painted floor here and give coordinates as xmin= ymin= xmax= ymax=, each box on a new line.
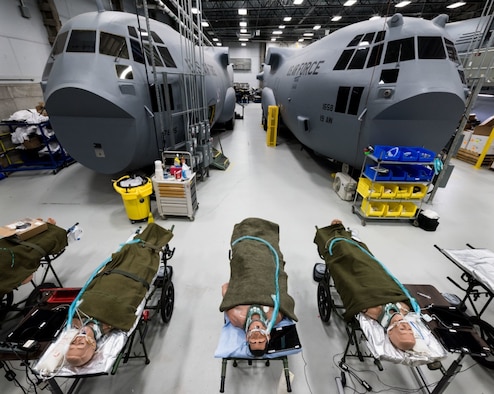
xmin=1 ymin=103 xmax=494 ymax=394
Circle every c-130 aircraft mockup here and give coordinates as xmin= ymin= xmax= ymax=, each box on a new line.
xmin=41 ymin=9 xmax=235 ymax=175
xmin=258 ymin=13 xmax=469 ymax=170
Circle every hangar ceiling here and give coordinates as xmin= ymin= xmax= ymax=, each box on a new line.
xmin=191 ymin=0 xmax=489 ymax=45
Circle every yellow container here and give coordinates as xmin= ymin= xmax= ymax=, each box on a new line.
xmin=357 ymin=178 xmax=383 ymax=198
xmin=384 ymin=202 xmax=403 ymax=217
xmin=410 ymin=184 xmax=428 ymax=199
xmin=361 ymin=200 xmax=385 ymax=217
xmin=113 ymin=175 xmax=153 ymax=223
xmin=381 ymin=184 xmax=398 ymax=199
xmin=401 ymin=202 xmax=418 ymax=217
xmin=396 ymin=184 xmax=413 ymax=199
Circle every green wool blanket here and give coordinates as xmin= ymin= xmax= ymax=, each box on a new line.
xmin=219 ymin=218 xmax=297 ymax=322
xmin=79 ymin=223 xmax=173 ymax=331
xmin=314 ymin=223 xmax=409 ymax=322
xmin=0 ymin=223 xmax=68 ymax=295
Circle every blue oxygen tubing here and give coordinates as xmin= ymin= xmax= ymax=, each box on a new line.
xmin=328 ymin=237 xmax=421 ymax=314
xmin=231 ymin=235 xmax=280 ymax=333
xmin=66 ymin=238 xmax=143 ymax=329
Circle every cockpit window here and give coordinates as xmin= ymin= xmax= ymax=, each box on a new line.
xmin=66 ymin=30 xmax=96 ymax=53
xmin=334 ymin=49 xmax=354 ymax=70
xmin=52 ymin=31 xmax=69 ymax=56
xmin=100 ymin=32 xmax=129 ymax=59
xmin=361 ymin=32 xmax=375 ymax=45
xmin=157 ymin=46 xmax=177 ymax=68
xmin=128 ymin=26 xmax=138 ymax=38
xmin=130 ymin=38 xmax=145 ymax=64
xmin=143 ymin=44 xmax=164 ymax=67
xmin=347 ymin=34 xmax=363 ymax=47
xmin=366 ymin=43 xmax=384 ymax=68
xmin=418 ymin=36 xmax=446 ymax=59
xmin=348 ymin=47 xmax=370 ymax=69
xmin=383 ymin=37 xmax=414 ymax=64
xmin=151 ymin=31 xmax=163 ymax=44
xmin=375 ymin=31 xmax=386 ymax=43
xmin=445 ymin=38 xmax=460 ymax=65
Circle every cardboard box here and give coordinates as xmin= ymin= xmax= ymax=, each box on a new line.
xmin=466 ymin=134 xmax=494 ymax=155
xmin=0 ymin=218 xmax=48 ymax=240
xmin=472 ymin=115 xmax=494 ymax=136
xmin=461 ymin=130 xmax=473 ymax=149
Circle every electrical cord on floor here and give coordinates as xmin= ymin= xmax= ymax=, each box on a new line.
xmin=300 ymin=349 xmax=314 ymax=394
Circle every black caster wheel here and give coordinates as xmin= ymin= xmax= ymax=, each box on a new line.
xmin=317 ymin=280 xmax=332 ymax=323
xmin=160 ymin=280 xmax=175 ymax=323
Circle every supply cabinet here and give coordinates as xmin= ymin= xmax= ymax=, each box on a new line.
xmin=152 ymin=173 xmax=198 ymax=221
xmin=352 ymin=145 xmax=436 ymax=226
xmin=0 ymin=121 xmax=74 ymax=175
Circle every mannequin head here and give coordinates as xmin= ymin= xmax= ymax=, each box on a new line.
xmin=387 ymin=314 xmax=416 ymax=351
xmin=246 ymin=318 xmax=270 ymax=356
xmin=65 ymin=325 xmax=97 ymax=367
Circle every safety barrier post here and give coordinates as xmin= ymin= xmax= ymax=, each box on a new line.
xmin=266 ymin=105 xmax=279 ymax=147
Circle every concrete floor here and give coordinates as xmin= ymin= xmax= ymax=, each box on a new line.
xmin=1 ymin=102 xmax=494 ymax=393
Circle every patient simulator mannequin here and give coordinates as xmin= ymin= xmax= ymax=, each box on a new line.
xmin=222 ymin=283 xmax=283 ymax=356
xmin=65 ymin=318 xmax=112 ymax=367
xmin=324 ymin=219 xmax=416 ymax=352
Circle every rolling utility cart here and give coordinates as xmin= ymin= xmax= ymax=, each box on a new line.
xmin=0 ymin=121 xmax=74 ymax=175
xmin=352 ymin=145 xmax=435 ymax=226
xmin=152 ymin=151 xmax=198 ymax=221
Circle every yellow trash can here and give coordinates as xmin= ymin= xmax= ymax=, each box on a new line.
xmin=113 ymin=175 xmax=153 ymax=223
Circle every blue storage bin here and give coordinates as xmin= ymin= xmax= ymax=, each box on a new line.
xmin=364 ymin=164 xmax=392 ymax=181
xmin=412 ymin=147 xmax=435 ymax=162
xmin=400 ymin=147 xmax=419 ymax=162
xmin=404 ymin=165 xmax=434 ymax=182
xmin=373 ymin=145 xmax=401 ymax=161
xmin=389 ymin=166 xmax=406 ymax=181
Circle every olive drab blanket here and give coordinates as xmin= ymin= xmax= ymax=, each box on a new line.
xmin=219 ymin=218 xmax=298 ymax=322
xmin=0 ymin=223 xmax=68 ymax=295
xmin=314 ymin=223 xmax=410 ymax=322
xmin=79 ymin=223 xmax=173 ymax=331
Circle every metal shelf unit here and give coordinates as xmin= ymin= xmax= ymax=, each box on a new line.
xmin=352 ymin=151 xmax=435 ymax=226
xmin=0 ymin=121 xmax=74 ymax=175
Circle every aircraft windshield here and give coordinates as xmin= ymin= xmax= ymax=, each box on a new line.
xmin=66 ymin=30 xmax=96 ymax=53
xmin=334 ymin=32 xmax=456 ymax=70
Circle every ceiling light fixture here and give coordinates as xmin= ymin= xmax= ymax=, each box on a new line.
xmin=191 ymin=7 xmax=199 ymax=14
xmin=201 ymin=21 xmax=209 ymax=27
xmin=279 ymin=25 xmax=286 ymax=29
xmin=293 ymin=0 xmax=304 ymax=4
xmin=239 ymin=21 xmax=247 ymax=27
xmin=271 ymin=38 xmax=277 ymax=41
xmin=283 ymin=17 xmax=292 ymax=22
xmin=447 ymin=2 xmax=466 ymax=9
xmin=238 ymin=8 xmax=247 ymax=15
xmin=343 ymin=0 xmax=357 ymax=6
xmin=303 ymin=32 xmax=314 ymax=37
xmin=241 ymin=43 xmax=247 ymax=46
xmin=239 ymin=38 xmax=249 ymax=41
xmin=395 ymin=1 xmax=411 ymax=8
xmin=273 ymin=30 xmax=283 ymax=35
xmin=331 ymin=16 xmax=342 ymax=22
xmin=313 ymin=25 xmax=321 ymax=30
xmin=298 ymin=38 xmax=304 ymax=42
xmin=240 ymin=28 xmax=247 ymax=33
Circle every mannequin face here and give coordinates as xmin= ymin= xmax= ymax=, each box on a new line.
xmin=246 ymin=319 xmax=269 ymax=352
xmin=387 ymin=315 xmax=416 ymax=351
xmin=66 ymin=326 xmax=97 ymax=367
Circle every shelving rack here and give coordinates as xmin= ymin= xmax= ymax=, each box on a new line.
xmin=352 ymin=146 xmax=436 ymax=226
xmin=0 ymin=121 xmax=74 ymax=175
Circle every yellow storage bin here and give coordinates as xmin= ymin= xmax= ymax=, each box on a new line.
xmin=357 ymin=178 xmax=383 ymax=198
xmin=113 ymin=175 xmax=153 ymax=223
xmin=396 ymin=184 xmax=413 ymax=199
xmin=381 ymin=184 xmax=398 ymax=199
xmin=401 ymin=202 xmax=418 ymax=217
xmin=410 ymin=184 xmax=428 ymax=199
xmin=384 ymin=202 xmax=403 ymax=217
xmin=361 ymin=200 xmax=385 ymax=217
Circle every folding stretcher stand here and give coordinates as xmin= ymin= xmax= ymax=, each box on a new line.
xmin=313 ymin=223 xmax=491 ymax=394
xmin=0 ymin=221 xmax=69 ymax=322
xmin=31 ymin=223 xmax=176 ymax=394
xmin=215 ymin=218 xmax=301 ymax=393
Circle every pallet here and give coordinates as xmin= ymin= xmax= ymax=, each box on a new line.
xmin=455 ymin=148 xmax=494 ymax=166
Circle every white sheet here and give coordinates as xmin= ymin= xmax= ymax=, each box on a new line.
xmin=443 ymin=248 xmax=494 ymax=294
xmin=357 ymin=312 xmax=447 ymax=366
xmin=214 ymin=316 xmax=301 ymax=359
